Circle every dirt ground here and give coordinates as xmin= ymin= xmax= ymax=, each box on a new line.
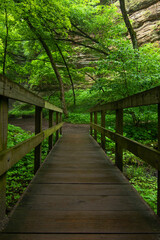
xmin=9 ymin=117 xmax=90 ymax=134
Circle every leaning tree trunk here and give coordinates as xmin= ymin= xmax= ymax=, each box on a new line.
xmin=55 ymin=42 xmax=76 ymax=106
xmin=3 ymin=2 xmax=9 ymax=75
xmin=26 ymin=19 xmax=68 ymax=117
xmin=119 ymin=0 xmax=138 ymax=49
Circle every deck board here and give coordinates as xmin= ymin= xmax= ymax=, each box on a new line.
xmin=1 ymin=129 xmax=160 ymax=239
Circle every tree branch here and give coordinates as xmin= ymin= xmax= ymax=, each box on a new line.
xmin=119 ymin=0 xmax=138 ymax=49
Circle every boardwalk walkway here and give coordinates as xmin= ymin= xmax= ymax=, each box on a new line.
xmin=1 ymin=127 xmax=160 ymax=240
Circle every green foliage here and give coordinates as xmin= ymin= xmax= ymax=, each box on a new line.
xmin=65 ymin=113 xmax=89 ymax=124
xmin=6 ymin=124 xmax=49 ymax=209
xmin=92 ymin=42 xmax=160 ymax=102
xmin=123 ymin=152 xmax=157 ymax=212
xmin=9 ymin=102 xmax=35 ymax=118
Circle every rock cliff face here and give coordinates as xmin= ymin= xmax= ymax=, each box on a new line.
xmin=125 ymin=0 xmax=160 ymax=46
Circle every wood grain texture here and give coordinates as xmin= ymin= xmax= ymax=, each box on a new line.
xmin=91 ymin=123 xmax=160 ymax=170
xmin=0 ymin=122 xmax=64 ymax=176
xmin=90 ymin=85 xmax=160 ymax=112
xmin=0 ymin=74 xmax=62 ymax=113
xmin=0 ymin=97 xmax=8 ymax=223
xmin=1 ymin=234 xmax=160 ymax=240
xmin=1 ymin=129 xmax=160 ymax=239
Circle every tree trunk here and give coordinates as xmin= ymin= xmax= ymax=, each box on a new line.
xmin=26 ymin=20 xmax=68 ymax=116
xmin=119 ymin=0 xmax=138 ymax=49
xmin=55 ymin=42 xmax=76 ymax=105
xmin=3 ymin=3 xmax=9 ymax=75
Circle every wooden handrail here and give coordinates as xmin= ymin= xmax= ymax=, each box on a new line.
xmin=90 ymin=85 xmax=160 ymax=112
xmin=91 ymin=123 xmax=160 ymax=170
xmin=0 ymin=122 xmax=64 ymax=177
xmin=0 ymin=75 xmax=63 ymax=225
xmin=0 ymin=74 xmax=63 ymax=113
xmin=89 ymin=86 xmax=160 ymax=216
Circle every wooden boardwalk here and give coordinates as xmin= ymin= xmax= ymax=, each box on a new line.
xmin=1 ymin=128 xmax=160 ymax=240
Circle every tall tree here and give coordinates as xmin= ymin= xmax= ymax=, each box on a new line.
xmin=119 ymin=0 xmax=138 ymax=49
xmin=3 ymin=0 xmax=9 ymax=75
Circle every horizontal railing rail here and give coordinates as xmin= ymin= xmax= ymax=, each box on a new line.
xmin=0 ymin=75 xmax=64 ymax=227
xmin=0 ymin=74 xmax=63 ymax=113
xmin=89 ymin=86 xmax=160 ymax=216
xmin=0 ymin=122 xmax=63 ymax=177
xmin=90 ymin=85 xmax=160 ymax=112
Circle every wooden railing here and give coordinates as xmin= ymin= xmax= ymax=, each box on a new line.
xmin=0 ymin=75 xmax=64 ymax=225
xmin=90 ymin=86 xmax=160 ymax=215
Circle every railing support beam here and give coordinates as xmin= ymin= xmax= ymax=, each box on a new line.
xmin=34 ymin=106 xmax=42 ymax=174
xmin=90 ymin=112 xmax=93 ymax=136
xmin=94 ymin=112 xmax=97 ymax=141
xmin=0 ymin=97 xmax=8 ymax=226
xmin=157 ymin=104 xmax=160 ymax=216
xmin=49 ymin=110 xmax=54 ymax=151
xmin=115 ymin=109 xmax=123 ymax=171
xmin=56 ymin=112 xmax=59 ymax=142
xmin=101 ymin=110 xmax=105 ymax=150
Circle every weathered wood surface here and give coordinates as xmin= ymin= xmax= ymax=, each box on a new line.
xmin=1 ymin=128 xmax=160 ymax=240
xmin=91 ymin=123 xmax=160 ymax=170
xmin=0 ymin=97 xmax=8 ymax=223
xmin=0 ymin=122 xmax=64 ymax=177
xmin=90 ymin=85 xmax=160 ymax=112
xmin=0 ymin=74 xmax=62 ymax=113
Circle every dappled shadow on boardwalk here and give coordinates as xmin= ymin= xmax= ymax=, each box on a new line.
xmin=1 ymin=126 xmax=160 ymax=240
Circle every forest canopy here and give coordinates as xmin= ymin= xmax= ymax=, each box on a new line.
xmin=0 ymin=0 xmax=160 ymax=114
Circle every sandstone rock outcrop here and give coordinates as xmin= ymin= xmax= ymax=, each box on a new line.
xmin=126 ymin=0 xmax=160 ymax=45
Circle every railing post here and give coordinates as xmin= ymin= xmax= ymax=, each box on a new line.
xmin=60 ymin=113 xmax=62 ymax=135
xmin=101 ymin=110 xmax=105 ymax=150
xmin=56 ymin=112 xmax=59 ymax=142
xmin=94 ymin=111 xmax=97 ymax=141
xmin=0 ymin=97 xmax=8 ymax=226
xmin=115 ymin=109 xmax=123 ymax=171
xmin=34 ymin=106 xmax=42 ymax=174
xmin=90 ymin=112 xmax=93 ymax=136
xmin=157 ymin=104 xmax=160 ymax=216
xmin=49 ymin=110 xmax=53 ymax=151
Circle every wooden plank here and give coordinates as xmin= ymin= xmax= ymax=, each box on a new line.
xmin=44 ymin=102 xmax=63 ymax=113
xmin=0 ymin=75 xmax=63 ymax=113
xmin=44 ymin=122 xmax=64 ymax=139
xmin=18 ymin=194 xmax=150 ymax=211
xmin=27 ymin=183 xmax=136 ymax=196
xmin=33 ymin=171 xmax=128 ymax=184
xmin=115 ymin=109 xmax=123 ymax=171
xmin=90 ymin=85 xmax=160 ymax=112
xmin=0 ymin=123 xmax=64 ymax=177
xmin=0 ymin=74 xmax=44 ymax=106
xmin=91 ymin=123 xmax=160 ymax=170
xmin=1 ymin=234 xmax=159 ymax=240
xmin=5 ymin=210 xmax=160 ymax=233
xmin=0 ymin=97 xmax=8 ymax=224
xmin=34 ymin=106 xmax=42 ymax=174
